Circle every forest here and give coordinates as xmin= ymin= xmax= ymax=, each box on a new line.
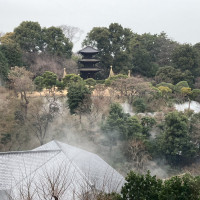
xmin=1 ymin=21 xmax=200 ymax=199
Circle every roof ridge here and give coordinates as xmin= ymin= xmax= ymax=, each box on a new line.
xmin=53 ymin=140 xmax=63 ymax=151
xmin=0 ymin=149 xmax=61 ymax=156
xmin=79 ymin=46 xmax=99 ymax=53
xmin=10 ymin=150 xmax=62 ymax=189
xmin=54 ymin=141 xmax=94 ymax=188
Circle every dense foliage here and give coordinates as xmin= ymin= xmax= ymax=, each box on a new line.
xmin=67 ymin=81 xmax=92 ymax=114
xmin=120 ymin=171 xmax=200 ymax=200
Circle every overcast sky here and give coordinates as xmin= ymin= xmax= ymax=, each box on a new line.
xmin=1 ymin=0 xmax=200 ymax=51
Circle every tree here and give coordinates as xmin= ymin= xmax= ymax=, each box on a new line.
xmin=133 ymin=98 xmax=147 ymax=113
xmin=121 ymin=171 xmax=162 ymax=200
xmin=155 ymin=66 xmax=194 ymax=85
xmin=190 ymin=113 xmax=200 ymax=152
xmin=121 ymin=171 xmax=200 ymax=200
xmin=56 ymin=80 xmax=65 ymax=91
xmin=156 ymin=82 xmax=175 ymax=91
xmin=141 ymin=116 xmax=156 ymax=137
xmin=67 ymin=81 xmax=92 ymax=115
xmin=14 ymin=21 xmax=43 ymax=52
xmin=152 ymin=32 xmax=179 ymax=66
xmin=26 ymin=95 xmax=60 ymax=145
xmin=172 ymin=44 xmax=200 ymax=77
xmin=160 ymin=174 xmax=200 ymax=200
xmin=36 ymin=164 xmax=72 ymax=199
xmin=83 ymin=23 xmax=134 ymax=75
xmin=129 ymin=32 xmax=179 ymax=77
xmin=8 ymin=66 xmax=34 ymax=115
xmin=59 ymin=24 xmax=83 ymax=44
xmin=127 ymin=139 xmax=151 ymax=170
xmin=0 ymin=50 xmax=9 ymax=80
xmin=0 ymin=43 xmax=23 ymax=67
xmin=0 ymin=32 xmax=15 ymax=44
xmin=155 ymin=66 xmax=183 ymax=84
xmin=105 ymin=74 xmax=128 ymax=86
xmin=43 ymin=26 xmax=73 ymax=58
xmin=85 ymin=78 xmax=96 ymax=89
xmin=130 ymin=44 xmax=158 ymax=77
xmin=157 ymin=86 xmax=172 ymax=104
xmin=63 ymin=74 xmax=82 ymax=87
xmin=13 ymin=21 xmax=73 ymax=58
xmin=162 ymin=112 xmax=197 ymax=165
xmin=34 ymin=76 xmax=44 ymax=91
xmin=102 ymin=103 xmax=143 ymax=151
xmin=42 ymin=71 xmax=57 ymax=90
xmin=175 ymin=81 xmax=189 ymax=92
xmin=101 ymin=103 xmax=124 ymax=151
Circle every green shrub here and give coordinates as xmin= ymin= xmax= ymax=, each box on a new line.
xmin=56 ymin=80 xmax=65 ymax=91
xmin=156 ymin=82 xmax=175 ymax=91
xmin=63 ymin=74 xmax=83 ymax=87
xmin=175 ymin=81 xmax=189 ymax=92
xmin=105 ymin=74 xmax=128 ymax=86
xmin=133 ymin=98 xmax=146 ymax=113
xmin=85 ymin=78 xmax=96 ymax=87
xmin=34 ymin=76 xmax=44 ymax=91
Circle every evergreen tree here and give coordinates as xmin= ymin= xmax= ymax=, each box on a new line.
xmin=162 ymin=112 xmax=197 ymax=165
xmin=67 ymin=81 xmax=91 ymax=115
xmin=0 ymin=51 xmax=9 ymax=80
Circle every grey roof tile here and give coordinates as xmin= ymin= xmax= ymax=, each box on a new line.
xmin=78 ymin=46 xmax=99 ymax=54
xmin=0 ymin=140 xmax=125 ymax=199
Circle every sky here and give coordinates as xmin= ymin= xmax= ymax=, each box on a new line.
xmin=0 ymin=0 xmax=200 ymax=51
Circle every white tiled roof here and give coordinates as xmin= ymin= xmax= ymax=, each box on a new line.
xmin=0 ymin=141 xmax=125 ymax=199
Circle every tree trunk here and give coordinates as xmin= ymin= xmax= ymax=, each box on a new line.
xmin=188 ymin=98 xmax=191 ymax=110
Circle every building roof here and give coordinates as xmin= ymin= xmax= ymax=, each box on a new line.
xmin=0 ymin=141 xmax=124 ymax=199
xmin=78 ymin=46 xmax=99 ymax=54
xmin=79 ymin=59 xmax=100 ymax=63
xmin=79 ymin=68 xmax=101 ymax=72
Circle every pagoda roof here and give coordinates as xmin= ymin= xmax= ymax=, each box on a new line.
xmin=79 ymin=68 xmax=101 ymax=72
xmin=79 ymin=59 xmax=100 ymax=63
xmin=79 ymin=46 xmax=99 ymax=54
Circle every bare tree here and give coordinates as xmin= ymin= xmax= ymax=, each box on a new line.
xmin=25 ymin=93 xmax=61 ymax=145
xmin=127 ymin=139 xmax=151 ymax=171
xmin=36 ymin=163 xmax=75 ymax=200
xmin=6 ymin=171 xmax=37 ymax=200
xmin=28 ymin=53 xmax=78 ymax=78
xmin=59 ymin=25 xmax=83 ymax=44
xmin=8 ymin=67 xmax=34 ymax=116
xmin=5 ymin=162 xmax=123 ymax=200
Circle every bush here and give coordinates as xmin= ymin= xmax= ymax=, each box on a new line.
xmin=96 ymin=80 xmax=105 ymax=84
xmin=34 ymin=76 xmax=44 ymax=91
xmin=56 ymin=80 xmax=65 ymax=91
xmin=121 ymin=171 xmax=162 ymax=200
xmin=121 ymin=171 xmax=200 ymax=200
xmin=175 ymin=81 xmax=189 ymax=92
xmin=156 ymin=82 xmax=175 ymax=91
xmin=67 ymin=81 xmax=91 ymax=114
xmin=63 ymin=74 xmax=82 ymax=87
xmin=85 ymin=78 xmax=96 ymax=88
xmin=133 ymin=98 xmax=146 ymax=113
xmin=105 ymin=74 xmax=128 ymax=86
xmin=42 ymin=71 xmax=57 ymax=89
